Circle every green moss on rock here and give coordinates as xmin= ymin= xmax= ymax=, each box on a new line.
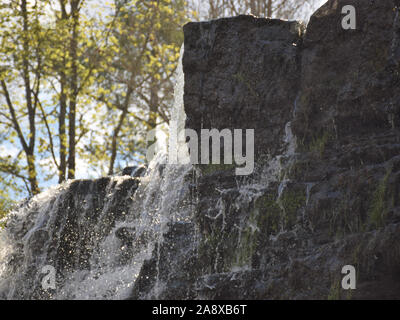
xmin=368 ymin=166 xmax=392 ymax=229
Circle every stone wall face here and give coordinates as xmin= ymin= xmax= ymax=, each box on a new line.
xmin=183 ymin=15 xmax=304 ymax=159
xmin=170 ymin=0 xmax=400 ymax=299
xmin=293 ymin=0 xmax=400 ymax=142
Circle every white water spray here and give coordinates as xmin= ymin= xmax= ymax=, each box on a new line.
xmin=0 ymin=47 xmax=193 ymax=300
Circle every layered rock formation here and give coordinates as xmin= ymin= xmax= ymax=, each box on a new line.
xmin=1 ymin=0 xmax=399 ymax=300
xmin=133 ymin=0 xmax=400 ymax=299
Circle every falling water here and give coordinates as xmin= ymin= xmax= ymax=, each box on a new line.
xmin=0 ymin=47 xmax=193 ymax=300
xmin=0 ymin=43 xmax=300 ymax=298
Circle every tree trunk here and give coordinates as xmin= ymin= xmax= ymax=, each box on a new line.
xmin=250 ymin=0 xmax=257 ymax=16
xmin=148 ymin=83 xmax=159 ymax=131
xmin=267 ymin=0 xmax=272 ymax=17
xmin=59 ymin=79 xmax=67 ymax=182
xmin=58 ymin=1 xmax=68 ymax=183
xmin=22 ymin=0 xmax=39 ymax=195
xmin=67 ymin=1 xmax=80 ymax=180
xmin=108 ymin=88 xmax=133 ymax=175
xmin=27 ymin=154 xmax=39 ymax=195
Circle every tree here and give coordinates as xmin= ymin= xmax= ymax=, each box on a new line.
xmin=0 ymin=0 xmax=111 ymax=195
xmin=188 ymin=0 xmax=320 ymax=21
xmin=88 ymin=0 xmax=187 ymax=175
xmin=44 ymin=0 xmax=108 ymax=181
xmin=0 ymin=0 xmax=47 ymax=195
xmin=0 ymin=0 xmax=188 ymax=199
xmin=0 ymin=0 xmax=317 ymax=205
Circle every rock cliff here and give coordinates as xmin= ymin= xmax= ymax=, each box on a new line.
xmin=134 ymin=0 xmax=400 ymax=299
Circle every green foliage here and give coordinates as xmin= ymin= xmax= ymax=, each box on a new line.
xmin=0 ymin=156 xmax=23 ymax=224
xmin=0 ymin=0 xmax=318 ymax=199
xmin=0 ymin=0 xmax=189 ymax=197
xmin=0 ymin=191 xmax=14 ymax=228
xmin=0 ymin=200 xmax=10 ymax=228
xmin=86 ymin=0 xmax=188 ymax=174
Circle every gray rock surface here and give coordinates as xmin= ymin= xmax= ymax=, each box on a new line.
xmin=184 ymin=15 xmax=304 ymax=159
xmin=132 ymin=0 xmax=400 ymax=299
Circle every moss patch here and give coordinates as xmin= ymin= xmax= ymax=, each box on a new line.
xmin=327 ymin=278 xmax=341 ymax=300
xmin=308 ymin=131 xmax=331 ymax=156
xmin=368 ymin=166 xmax=392 ymax=229
xmin=233 ymin=72 xmax=259 ymax=100
xmin=254 ymin=194 xmax=281 ymax=235
xmin=198 ymin=163 xmax=236 ymax=176
xmin=279 ymin=189 xmax=306 ymax=229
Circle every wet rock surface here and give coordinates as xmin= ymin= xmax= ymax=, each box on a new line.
xmin=134 ymin=0 xmax=400 ymax=299
xmin=183 ymin=15 xmax=304 ymax=159
xmin=0 ymin=177 xmax=140 ymax=299
xmin=121 ymin=166 xmax=147 ymax=177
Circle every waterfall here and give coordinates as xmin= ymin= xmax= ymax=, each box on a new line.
xmin=0 ymin=47 xmax=193 ymax=300
xmin=0 ymin=43 xmax=300 ymax=299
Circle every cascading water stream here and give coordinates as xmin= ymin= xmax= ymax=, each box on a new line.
xmin=0 ymin=43 xmax=300 ymax=299
xmin=207 ymin=96 xmax=299 ymax=272
xmin=0 ymin=47 xmax=193 ymax=300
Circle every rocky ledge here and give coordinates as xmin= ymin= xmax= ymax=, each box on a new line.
xmin=132 ymin=0 xmax=400 ymax=299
